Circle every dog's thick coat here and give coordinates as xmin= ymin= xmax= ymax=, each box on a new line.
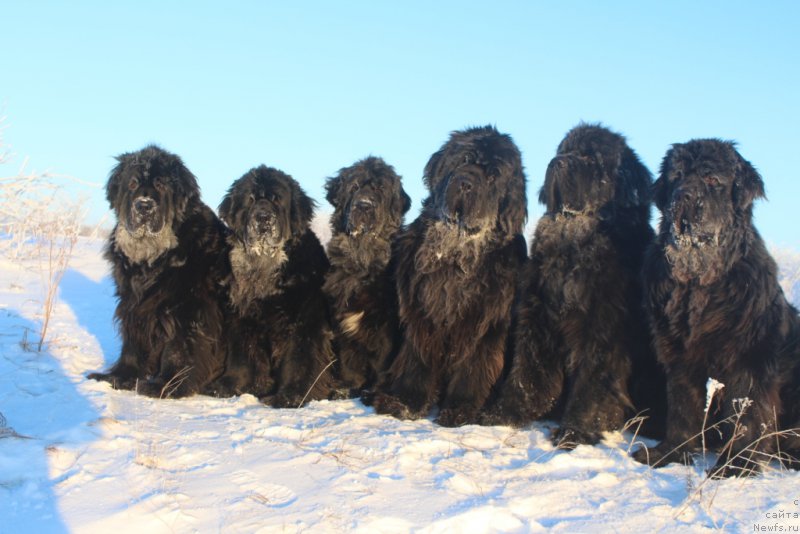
xmin=323 ymin=157 xmax=411 ymax=396
xmin=484 ymin=124 xmax=665 ymax=447
xmin=88 ymin=145 xmax=229 ymax=398
xmin=206 ymin=166 xmax=335 ymax=407
xmin=373 ymin=125 xmax=528 ymax=427
xmin=632 ymin=139 xmax=800 ymax=477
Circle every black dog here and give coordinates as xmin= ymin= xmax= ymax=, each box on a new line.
xmin=632 ymin=139 xmax=800 ymax=477
xmin=483 ymin=124 xmax=665 ymax=447
xmin=373 ymin=125 xmax=528 ymax=427
xmin=206 ymin=165 xmax=335 ymax=408
xmin=323 ymin=157 xmax=411 ymax=396
xmin=88 ymin=145 xmax=229 ymax=398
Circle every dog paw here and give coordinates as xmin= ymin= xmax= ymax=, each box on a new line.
xmin=632 ymin=442 xmax=692 ymax=468
xmin=551 ymin=426 xmax=601 ymax=450
xmin=478 ymin=407 xmax=531 ymax=428
xmin=87 ymin=371 xmax=138 ymax=391
xmin=328 ymin=387 xmax=358 ymax=401
xmin=265 ymin=394 xmax=306 ymax=409
xmin=436 ymin=407 xmax=479 ymax=428
xmin=708 ymin=454 xmax=762 ymax=479
xmin=372 ymin=393 xmax=426 ymax=420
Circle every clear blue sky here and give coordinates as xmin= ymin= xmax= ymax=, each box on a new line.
xmin=2 ymin=1 xmax=798 ymax=247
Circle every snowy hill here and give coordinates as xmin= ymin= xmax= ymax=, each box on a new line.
xmin=1 ymin=239 xmax=799 ymax=533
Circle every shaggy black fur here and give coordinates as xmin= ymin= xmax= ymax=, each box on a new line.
xmin=323 ymin=157 xmax=411 ymax=396
xmin=632 ymin=139 xmax=800 ymax=477
xmin=482 ymin=124 xmax=665 ymax=447
xmin=373 ymin=125 xmax=528 ymax=427
xmin=204 ymin=165 xmax=335 ymax=408
xmin=88 ymin=145 xmax=229 ymax=398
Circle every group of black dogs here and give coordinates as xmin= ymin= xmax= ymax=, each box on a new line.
xmin=88 ymin=123 xmax=800 ymax=478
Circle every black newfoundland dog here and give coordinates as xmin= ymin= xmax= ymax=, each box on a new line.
xmin=632 ymin=139 xmax=800 ymax=477
xmin=323 ymin=157 xmax=411 ymax=396
xmin=205 ymin=165 xmax=336 ymax=408
xmin=373 ymin=125 xmax=528 ymax=427
xmin=483 ymin=124 xmax=665 ymax=447
xmin=88 ymin=145 xmax=229 ymax=398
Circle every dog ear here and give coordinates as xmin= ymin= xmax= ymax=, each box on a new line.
xmin=166 ymin=156 xmax=199 ymax=217
xmin=496 ymin=156 xmax=528 ymax=236
xmin=106 ymin=154 xmax=128 ymax=208
xmin=538 ymin=158 xmax=561 ymax=213
xmin=389 ymin=182 xmax=412 ymax=224
xmin=423 ymin=147 xmax=447 ymax=192
xmin=653 ymin=147 xmax=676 ymax=213
xmin=616 ymin=147 xmax=653 ymax=209
xmin=324 ymin=174 xmax=342 ymax=207
xmin=398 ymin=188 xmax=411 ymax=215
xmin=324 ymin=172 xmax=348 ymax=233
xmin=218 ymin=193 xmax=233 ymax=226
xmin=289 ymin=179 xmax=314 ymax=236
xmin=733 ymin=151 xmax=765 ymax=209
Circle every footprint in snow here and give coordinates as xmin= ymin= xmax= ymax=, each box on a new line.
xmin=229 ymin=470 xmax=297 ymax=508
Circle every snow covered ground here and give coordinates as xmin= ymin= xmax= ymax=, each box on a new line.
xmin=2 ymin=238 xmax=799 ymax=533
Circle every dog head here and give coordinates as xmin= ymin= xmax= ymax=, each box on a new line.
xmin=219 ymin=165 xmax=314 ymax=254
xmin=106 ymin=145 xmax=199 ymax=237
xmin=423 ymin=125 xmax=526 ymax=237
xmin=654 ymin=139 xmax=765 ymax=283
xmin=539 ymin=124 xmax=652 ymax=219
xmin=325 ymin=157 xmax=411 ymax=238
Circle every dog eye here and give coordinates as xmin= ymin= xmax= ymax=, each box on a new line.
xmin=247 ymin=193 xmax=256 ymax=205
xmin=271 ymin=193 xmax=281 ymax=202
xmin=154 ymin=177 xmax=168 ymax=191
xmin=128 ymin=178 xmax=139 ymax=191
xmin=703 ymin=175 xmax=722 ymax=187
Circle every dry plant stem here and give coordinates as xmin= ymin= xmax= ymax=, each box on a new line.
xmin=298 ymin=359 xmax=337 ymax=408
xmin=159 ymin=366 xmax=194 ymax=399
xmin=702 ymin=380 xmax=725 ymax=457
xmin=38 ymin=229 xmax=77 ymax=351
xmin=623 ymin=412 xmax=648 ymax=454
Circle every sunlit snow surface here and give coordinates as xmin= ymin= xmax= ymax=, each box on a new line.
xmin=1 ymin=238 xmax=799 ymax=533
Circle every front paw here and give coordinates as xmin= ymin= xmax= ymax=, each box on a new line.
xmin=262 ymin=393 xmax=304 ymax=408
xmin=632 ymin=442 xmax=693 ymax=468
xmin=708 ymin=453 xmax=762 ymax=479
xmin=551 ymin=426 xmax=602 ymax=450
xmin=479 ymin=405 xmax=533 ymax=428
xmin=328 ymin=387 xmax=359 ymax=401
xmin=87 ymin=371 xmax=138 ymax=391
xmin=436 ymin=407 xmax=479 ymax=428
xmin=372 ymin=393 xmax=427 ymax=420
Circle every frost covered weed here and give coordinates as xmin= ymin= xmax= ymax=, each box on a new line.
xmin=622 ymin=412 xmax=649 ymax=454
xmin=668 ymin=394 xmax=800 ymax=522
xmin=1 ymin=116 xmax=95 ymax=351
xmin=158 ymin=366 xmax=194 ymax=399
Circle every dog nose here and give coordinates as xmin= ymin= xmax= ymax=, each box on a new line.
xmin=133 ymin=197 xmax=156 ymax=213
xmin=253 ymin=209 xmax=275 ymax=229
xmin=355 ymin=198 xmax=374 ymax=210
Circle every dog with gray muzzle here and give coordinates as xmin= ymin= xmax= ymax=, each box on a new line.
xmin=206 ymin=165 xmax=335 ymax=408
xmin=88 ymin=145 xmax=229 ymax=398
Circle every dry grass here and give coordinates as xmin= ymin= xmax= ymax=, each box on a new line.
xmin=626 ymin=389 xmax=799 ymax=521
xmin=0 ymin=114 xmax=97 ymax=351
